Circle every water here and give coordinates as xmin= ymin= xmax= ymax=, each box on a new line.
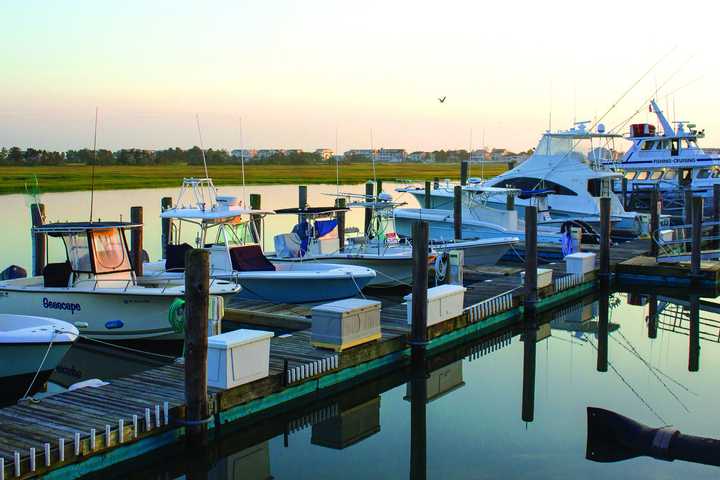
xmin=83 ymin=290 xmax=718 ymax=479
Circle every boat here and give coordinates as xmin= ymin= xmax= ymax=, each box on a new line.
xmin=0 ymin=221 xmax=239 ymax=341
xmin=267 ymin=193 xmax=517 ymax=287
xmin=399 ymin=121 xmax=649 ymax=238
xmin=143 ymin=178 xmax=376 ymax=303
xmin=605 ymin=99 xmax=720 ymax=215
xmin=0 ymin=314 xmax=78 ymax=400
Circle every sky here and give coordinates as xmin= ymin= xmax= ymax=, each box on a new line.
xmin=0 ymin=0 xmax=718 ymax=153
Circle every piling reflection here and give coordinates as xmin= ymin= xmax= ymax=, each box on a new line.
xmin=521 ymin=311 xmax=538 ymax=423
xmin=647 ymin=294 xmax=658 ymax=339
xmin=596 ymin=280 xmax=610 ymax=373
xmin=689 ymin=294 xmax=701 ymax=372
xmin=409 ymin=346 xmax=428 ymax=480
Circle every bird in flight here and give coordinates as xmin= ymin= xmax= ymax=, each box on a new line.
xmin=438 ymin=96 xmax=446 ymax=103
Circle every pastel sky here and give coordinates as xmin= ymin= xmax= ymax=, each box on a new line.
xmin=1 ymin=0 xmax=717 ymax=153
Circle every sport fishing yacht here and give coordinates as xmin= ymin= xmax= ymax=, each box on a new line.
xmin=399 ymin=122 xmax=649 ymax=237
xmin=0 ymin=221 xmax=239 ymax=341
xmin=144 ymin=178 xmax=376 ymax=303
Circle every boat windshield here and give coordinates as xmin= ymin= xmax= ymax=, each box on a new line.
xmin=91 ymin=229 xmax=131 ymax=273
xmin=535 ymin=134 xmax=615 ymax=165
xmin=64 ymin=233 xmax=92 ymax=273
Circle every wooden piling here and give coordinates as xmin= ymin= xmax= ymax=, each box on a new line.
xmin=691 ymin=196 xmax=703 ymax=277
xmin=621 ymin=177 xmax=628 ymax=210
xmin=689 ymin=294 xmax=700 ymax=372
xmin=130 ymin=206 xmax=143 ymax=277
xmin=184 ymin=249 xmax=210 ymax=446
xmin=298 ymin=185 xmax=308 ymax=226
xmin=685 ymin=189 xmax=693 ymax=253
xmin=334 ymin=197 xmax=346 ymax=251
xmin=161 ymin=197 xmax=172 ymax=259
xmin=249 ymin=193 xmax=262 ymax=244
xmin=424 ymin=181 xmax=431 ymax=209
xmin=521 ymin=321 xmax=537 ymax=422
xmin=460 ymin=161 xmax=469 ymax=186
xmin=453 ymin=185 xmax=462 ymax=241
xmin=650 ymin=188 xmax=660 ymax=258
xmin=30 ymin=203 xmax=46 ymax=277
xmin=364 ymin=181 xmax=374 ymax=235
xmin=714 ymin=184 xmax=720 ymax=250
xmin=524 ymin=206 xmax=538 ymax=309
xmin=375 ymin=179 xmax=383 ymax=196
xmin=599 ymin=197 xmax=611 ymax=278
xmin=410 ymin=221 xmax=429 ymax=345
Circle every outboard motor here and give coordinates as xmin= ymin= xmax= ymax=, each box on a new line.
xmin=587 ymin=407 xmax=720 ymax=466
xmin=0 ymin=265 xmax=27 ymax=280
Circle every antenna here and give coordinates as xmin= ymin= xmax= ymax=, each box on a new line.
xmin=89 ymin=107 xmax=98 ymax=222
xmin=239 ymin=116 xmax=246 ymax=206
xmin=335 ymin=125 xmax=340 ymax=195
xmin=370 ymin=128 xmax=377 ymax=195
xmin=195 ymin=114 xmax=210 ymax=180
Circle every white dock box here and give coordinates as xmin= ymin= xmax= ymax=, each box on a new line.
xmin=565 ymin=252 xmax=596 ymax=278
xmin=311 ymin=299 xmax=381 ymax=351
xmin=405 ymin=284 xmax=467 ymax=326
xmin=207 ymin=329 xmax=274 ymax=389
xmin=521 ymin=268 xmax=553 ymax=289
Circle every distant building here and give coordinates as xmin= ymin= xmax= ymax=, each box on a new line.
xmin=230 ymin=149 xmax=257 ymax=160
xmin=376 ymin=148 xmax=407 ymax=163
xmin=314 ymin=148 xmax=334 ymax=160
xmin=285 ymin=149 xmax=304 ymax=156
xmin=408 ymin=151 xmax=431 ymax=162
xmin=490 ymin=148 xmax=507 ymax=161
xmin=344 ymin=149 xmax=376 ymax=160
xmin=469 ymin=149 xmax=489 ymax=162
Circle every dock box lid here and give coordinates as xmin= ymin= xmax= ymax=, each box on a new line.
xmin=208 ymin=329 xmax=274 ymax=349
xmin=311 ymin=299 xmax=381 ymax=316
xmin=564 ymin=252 xmax=596 ymax=260
xmin=404 ymin=284 xmax=467 ymax=302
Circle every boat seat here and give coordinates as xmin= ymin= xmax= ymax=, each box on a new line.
xmin=229 ymin=245 xmax=276 ymax=272
xmin=43 ymin=262 xmax=71 ymax=287
xmin=166 ymin=243 xmax=193 ymax=272
xmin=274 ymin=233 xmax=302 ymax=258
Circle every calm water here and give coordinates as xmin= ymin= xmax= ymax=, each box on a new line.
xmin=80 ymin=290 xmax=718 ymax=479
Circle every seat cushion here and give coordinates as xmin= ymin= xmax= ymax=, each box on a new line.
xmin=166 ymin=243 xmax=193 ymax=272
xmin=229 ymin=245 xmax=276 ymax=272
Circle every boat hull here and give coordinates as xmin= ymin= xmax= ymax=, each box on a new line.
xmin=0 ymin=342 xmax=74 ymax=403
xmin=270 ymin=255 xmax=414 ymax=288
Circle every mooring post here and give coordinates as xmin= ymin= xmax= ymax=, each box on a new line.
xmin=597 ymin=278 xmax=610 ymax=372
xmin=424 ymin=181 xmax=431 ymax=209
xmin=691 ymin=196 xmax=703 ymax=278
xmin=621 ymin=177 xmax=628 ymax=210
xmin=599 ymin=197 xmax=611 ymax=278
xmin=453 ymin=185 xmax=462 ymax=241
xmin=184 ymin=249 xmax=210 ymax=447
xmin=161 ymin=196 xmax=172 ymax=259
xmin=648 ymin=294 xmax=658 ymax=339
xmin=433 ymin=177 xmax=439 ymax=190
xmin=521 ymin=310 xmax=537 ymax=422
xmin=298 ymin=185 xmax=308 ymax=226
xmin=30 ymin=203 xmax=46 ymax=277
xmin=334 ymin=197 xmax=346 ymax=251
xmin=650 ymin=188 xmax=660 ymax=258
xmin=524 ymin=206 xmax=538 ymax=310
xmin=506 ymin=192 xmax=515 ymax=211
xmin=689 ymin=294 xmax=700 ymax=372
xmin=249 ymin=193 xmax=262 ymax=244
xmin=130 ymin=206 xmax=143 ymax=277
xmin=410 ymin=221 xmax=429 ymax=346
xmin=684 ymin=189 xmax=693 ymax=253
xmin=364 ymin=181 xmax=374 ymax=236
xmin=375 ymin=178 xmax=383 ymax=196
xmin=460 ymin=161 xmax=469 ymax=186
xmin=714 ymin=184 xmax=720 ymax=250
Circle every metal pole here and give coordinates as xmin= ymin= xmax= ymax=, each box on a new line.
xmin=524 ymin=206 xmax=538 ymax=309
xmin=130 ymin=206 xmax=143 ymax=277
xmin=161 ymin=196 xmax=172 ymax=259
xmin=424 ymin=181 xmax=431 ymax=209
xmin=460 ymin=161 xmax=469 ymax=186
xmin=599 ymin=197 xmax=611 ymax=278
xmin=249 ymin=193 xmax=262 ymax=244
xmin=410 ymin=221 xmax=428 ymax=345
xmin=650 ymin=188 xmax=660 ymax=258
xmin=691 ymin=196 xmax=703 ymax=277
xmin=453 ymin=185 xmax=462 ymax=241
xmin=30 ymin=203 xmax=46 ymax=277
xmin=335 ymin=197 xmax=346 ymax=252
xmin=185 ymin=249 xmax=209 ymax=447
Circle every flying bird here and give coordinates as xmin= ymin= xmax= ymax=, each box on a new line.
xmin=438 ymin=96 xmax=446 ymax=103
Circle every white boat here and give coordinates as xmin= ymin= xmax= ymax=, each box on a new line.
xmin=0 ymin=314 xmax=78 ymax=400
xmin=144 ymin=178 xmax=376 ymax=303
xmin=0 ymin=221 xmax=239 ymax=341
xmin=399 ymin=121 xmax=649 ymax=237
xmin=267 ymin=196 xmax=517 ymax=287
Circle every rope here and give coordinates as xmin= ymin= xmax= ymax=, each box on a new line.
xmin=20 ymin=329 xmax=64 ymax=400
xmin=77 ymin=335 xmax=177 ymax=360
xmin=350 ymin=274 xmax=367 ymax=299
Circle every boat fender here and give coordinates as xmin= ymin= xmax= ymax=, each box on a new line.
xmin=69 ymin=378 xmax=109 ymax=391
xmin=73 ymin=321 xmax=89 ymax=329
xmin=434 ymin=253 xmax=448 ymax=283
xmin=104 ymin=320 xmax=124 ymax=329
xmin=168 ymin=298 xmax=186 ymax=333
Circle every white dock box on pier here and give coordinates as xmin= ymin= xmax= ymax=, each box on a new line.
xmin=207 ymin=329 xmax=274 ymax=389
xmin=521 ymin=268 xmax=553 ymax=289
xmin=311 ymin=299 xmax=381 ymax=351
xmin=405 ymin=284 xmax=467 ymax=327
xmin=565 ymin=252 xmax=596 ymax=278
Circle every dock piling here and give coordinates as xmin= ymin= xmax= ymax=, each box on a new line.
xmin=424 ymin=181 xmax=431 ymax=209
xmin=714 ymin=185 xmax=720 ymax=250
xmin=364 ymin=181 xmax=374 ymax=235
xmin=130 ymin=206 xmax=143 ymax=277
xmin=184 ymin=249 xmax=210 ymax=446
xmin=691 ymin=196 xmax=703 ymax=277
xmin=249 ymin=193 xmax=262 ymax=244
xmin=460 ymin=161 xmax=469 ymax=186
xmin=650 ymin=188 xmax=660 ymax=258
xmin=453 ymin=185 xmax=462 ymax=241
xmin=685 ymin=189 xmax=693 ymax=252
xmin=161 ymin=197 xmax=172 ymax=259
xmin=524 ymin=206 xmax=538 ymax=309
xmin=621 ymin=177 xmax=628 ymax=210
xmin=599 ymin=197 xmax=611 ymax=278
xmin=410 ymin=221 xmax=429 ymax=346
xmin=334 ymin=197 xmax=346 ymax=251
xmin=298 ymin=185 xmax=308 ymax=226
xmin=376 ymin=178 xmax=383 ymax=196
xmin=30 ymin=203 xmax=46 ymax=277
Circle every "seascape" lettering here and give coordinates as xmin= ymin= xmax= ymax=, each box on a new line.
xmin=42 ymin=297 xmax=81 ymax=315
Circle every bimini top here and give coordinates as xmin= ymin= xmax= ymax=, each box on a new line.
xmin=33 ymin=221 xmax=142 ymax=236
xmin=274 ymin=207 xmax=348 ymax=216
xmin=161 ymin=205 xmax=271 ymax=222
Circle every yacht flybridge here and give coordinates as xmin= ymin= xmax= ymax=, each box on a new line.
xmin=606 ymin=99 xmax=720 ymax=205
xmin=143 ymin=178 xmax=376 ymax=303
xmin=400 ymin=122 xmax=649 ymax=237
xmin=0 ymin=221 xmax=239 ymax=341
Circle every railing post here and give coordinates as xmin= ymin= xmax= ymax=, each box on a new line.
xmin=714 ymin=184 xmax=720 ymax=250
xmin=424 ymin=181 xmax=431 ymax=209
xmin=30 ymin=203 xmax=46 ymax=277
xmin=410 ymin=221 xmax=428 ymax=346
xmin=506 ymin=193 xmax=515 ymax=211
xmin=334 ymin=197 xmax=346 ymax=252
xmin=364 ymin=181 xmax=374 ymax=235
xmin=650 ymin=188 xmax=660 ymax=258
xmin=460 ymin=161 xmax=469 ymax=186
xmin=524 ymin=206 xmax=538 ymax=310
xmin=599 ymin=197 xmax=611 ymax=278
xmin=249 ymin=193 xmax=262 ymax=244
xmin=453 ymin=185 xmax=462 ymax=241
xmin=161 ymin=196 xmax=172 ymax=259
xmin=130 ymin=206 xmax=143 ymax=277
xmin=185 ymin=249 xmax=210 ymax=447
xmin=691 ymin=196 xmax=703 ymax=277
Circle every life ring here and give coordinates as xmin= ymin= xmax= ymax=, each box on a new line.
xmin=434 ymin=252 xmax=448 ymax=283
xmin=168 ymin=298 xmax=186 ymax=333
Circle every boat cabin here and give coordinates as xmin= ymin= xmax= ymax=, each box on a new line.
xmin=273 ymin=207 xmax=347 ymax=258
xmin=35 ymin=222 xmax=140 ymax=288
